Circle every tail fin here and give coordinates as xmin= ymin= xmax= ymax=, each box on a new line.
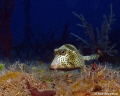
xmin=83 ymin=54 xmax=99 ymax=61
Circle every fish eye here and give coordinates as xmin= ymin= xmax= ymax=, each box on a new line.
xmin=61 ymin=50 xmax=66 ymax=55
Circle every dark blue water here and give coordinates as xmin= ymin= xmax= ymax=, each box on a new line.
xmin=0 ymin=0 xmax=120 ymax=63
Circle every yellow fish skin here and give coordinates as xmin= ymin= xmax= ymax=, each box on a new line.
xmin=51 ymin=44 xmax=99 ymax=71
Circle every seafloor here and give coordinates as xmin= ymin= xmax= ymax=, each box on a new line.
xmin=0 ymin=61 xmax=120 ymax=96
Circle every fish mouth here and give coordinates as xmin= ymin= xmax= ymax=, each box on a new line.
xmin=51 ymin=60 xmax=59 ymax=69
xmin=51 ymin=63 xmax=57 ymax=69
xmin=51 ymin=56 xmax=59 ymax=69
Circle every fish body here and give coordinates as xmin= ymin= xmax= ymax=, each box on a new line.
xmin=51 ymin=44 xmax=99 ymax=71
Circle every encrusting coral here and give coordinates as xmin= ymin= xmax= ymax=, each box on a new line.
xmin=0 ymin=66 xmax=55 ymax=96
xmin=0 ymin=61 xmax=120 ymax=96
xmin=52 ymin=64 xmax=120 ymax=96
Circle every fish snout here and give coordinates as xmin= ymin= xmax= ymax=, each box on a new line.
xmin=51 ymin=59 xmax=59 ymax=69
xmin=51 ymin=63 xmax=56 ymax=69
xmin=51 ymin=56 xmax=61 ymax=69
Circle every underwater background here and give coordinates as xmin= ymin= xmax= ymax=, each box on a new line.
xmin=0 ymin=0 xmax=120 ymax=96
xmin=0 ymin=0 xmax=120 ymax=63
